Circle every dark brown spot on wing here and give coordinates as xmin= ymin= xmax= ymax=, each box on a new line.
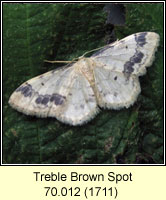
xmin=41 ymin=96 xmax=50 ymax=105
xmin=130 ymin=51 xmax=144 ymax=63
xmin=35 ymin=96 xmax=43 ymax=104
xmin=35 ymin=93 xmax=66 ymax=106
xmin=135 ymin=32 xmax=147 ymax=47
xmin=123 ymin=50 xmax=144 ymax=74
xmin=16 ymin=84 xmax=33 ymax=97
xmin=50 ymin=93 xmax=66 ymax=105
xmin=114 ymin=76 xmax=117 ymax=80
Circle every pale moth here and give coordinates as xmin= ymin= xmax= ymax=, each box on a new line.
xmin=9 ymin=32 xmax=160 ymax=126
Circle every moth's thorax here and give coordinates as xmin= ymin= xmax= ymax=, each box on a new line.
xmin=75 ymin=57 xmax=96 ymax=86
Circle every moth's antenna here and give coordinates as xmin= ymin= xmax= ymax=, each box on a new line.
xmin=44 ymin=60 xmax=76 ymax=64
xmin=44 ymin=45 xmax=110 ymax=64
xmin=79 ymin=45 xmax=108 ymax=58
xmin=44 ymin=55 xmax=80 ymax=64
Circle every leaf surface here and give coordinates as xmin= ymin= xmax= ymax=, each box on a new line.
xmin=3 ymin=3 xmax=163 ymax=164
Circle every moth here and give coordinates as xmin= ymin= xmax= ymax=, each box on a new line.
xmin=9 ymin=32 xmax=160 ymax=125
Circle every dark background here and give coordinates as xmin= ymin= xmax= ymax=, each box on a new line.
xmin=3 ymin=3 xmax=163 ymax=164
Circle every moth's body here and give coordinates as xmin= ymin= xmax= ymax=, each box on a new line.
xmin=75 ymin=58 xmax=95 ymax=85
xmin=75 ymin=57 xmax=97 ymax=95
xmin=9 ymin=32 xmax=160 ymax=125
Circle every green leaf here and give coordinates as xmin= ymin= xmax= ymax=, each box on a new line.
xmin=3 ymin=3 xmax=163 ymax=164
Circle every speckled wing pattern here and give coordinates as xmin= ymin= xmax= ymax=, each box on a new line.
xmin=9 ymin=32 xmax=159 ymax=125
xmin=91 ymin=32 xmax=160 ymax=109
xmin=9 ymin=64 xmax=98 ymax=126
